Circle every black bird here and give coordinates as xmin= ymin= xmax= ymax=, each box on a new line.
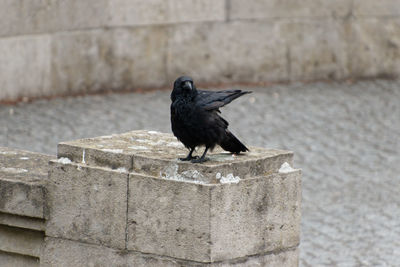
xmin=170 ymin=76 xmax=251 ymax=163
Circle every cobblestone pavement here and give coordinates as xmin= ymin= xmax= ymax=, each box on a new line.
xmin=1 ymin=79 xmax=399 ymax=266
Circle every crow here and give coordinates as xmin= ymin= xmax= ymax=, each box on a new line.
xmin=170 ymin=76 xmax=251 ymax=163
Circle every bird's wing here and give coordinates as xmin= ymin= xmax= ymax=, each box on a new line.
xmin=196 ymin=89 xmax=251 ymax=111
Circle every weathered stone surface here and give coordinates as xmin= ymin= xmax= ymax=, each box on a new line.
xmin=0 ymin=212 xmax=45 ymax=231
xmin=0 ymin=0 xmax=108 ymax=37
xmin=167 ymin=21 xmax=288 ymax=83
xmin=50 ymin=30 xmax=113 ymax=95
xmin=127 ymin=247 xmax=299 ymax=266
xmin=280 ymin=19 xmax=349 ymax=80
xmin=54 ymin=131 xmax=300 ymax=263
xmin=41 ymin=237 xmax=125 ymax=267
xmin=347 ymin=18 xmax=400 ymax=78
xmin=229 ymin=0 xmax=352 ymax=20
xmin=353 ymin=0 xmax=400 ymax=16
xmin=42 ymin=236 xmax=298 ymax=266
xmin=0 ymin=224 xmax=44 ymax=258
xmin=0 ymin=147 xmax=53 ymax=218
xmin=127 ymin=173 xmax=211 ymax=262
xmin=0 ymin=35 xmax=51 ymax=101
xmin=0 ymin=251 xmax=39 ymax=267
xmin=58 ymin=130 xmax=293 ymax=183
xmin=210 ymin=171 xmax=301 ymax=261
xmin=127 ymin=171 xmax=301 ymax=262
xmin=109 ymin=0 xmax=225 ymax=27
xmin=110 ymin=27 xmax=168 ymax=90
xmin=45 ymin=161 xmax=128 ymax=249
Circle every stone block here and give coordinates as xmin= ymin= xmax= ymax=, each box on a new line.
xmin=0 ymin=224 xmax=44 ymax=258
xmin=41 ymin=237 xmax=125 ymax=267
xmin=127 ymin=247 xmax=299 ymax=266
xmin=58 ymin=130 xmax=293 ymax=182
xmin=229 ymin=0 xmax=352 ymax=20
xmin=57 ymin=130 xmax=300 ymax=263
xmin=45 ymin=161 xmax=128 ymax=249
xmin=127 ymin=173 xmax=211 ymax=261
xmin=109 ymin=0 xmax=225 ymax=27
xmin=210 ymin=171 xmax=301 ymax=261
xmin=167 ymin=21 xmax=288 ymax=84
xmin=0 ymin=147 xmax=53 ymax=218
xmin=353 ymin=0 xmax=400 ymax=16
xmin=0 ymin=251 xmax=39 ymax=267
xmin=347 ymin=18 xmax=400 ymax=78
xmin=127 ymin=171 xmax=301 ymax=262
xmin=0 ymin=0 xmax=108 ymax=37
xmin=50 ymin=30 xmax=113 ymax=95
xmin=279 ymin=19 xmax=349 ymax=80
xmin=42 ymin=237 xmax=298 ymax=267
xmin=110 ymin=27 xmax=168 ymax=89
xmin=0 ymin=35 xmax=51 ymax=101
xmin=0 ymin=212 xmax=45 ymax=231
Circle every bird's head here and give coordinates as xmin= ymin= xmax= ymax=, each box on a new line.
xmin=171 ymin=76 xmax=197 ymax=101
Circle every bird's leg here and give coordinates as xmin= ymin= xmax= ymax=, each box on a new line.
xmin=179 ymin=147 xmax=197 ymax=161
xmin=191 ymin=147 xmax=209 ymax=163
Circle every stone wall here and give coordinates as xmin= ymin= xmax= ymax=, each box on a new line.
xmin=0 ymin=147 xmax=53 ymax=267
xmin=1 ymin=0 xmax=399 ymax=101
xmin=0 ymin=131 xmax=302 ymax=266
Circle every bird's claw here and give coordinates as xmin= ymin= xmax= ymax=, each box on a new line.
xmin=190 ymin=157 xmax=208 ymax=164
xmin=179 ymin=156 xmax=199 ymax=161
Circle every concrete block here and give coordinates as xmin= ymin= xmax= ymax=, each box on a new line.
xmin=45 ymin=161 xmax=128 ymax=249
xmin=0 ymin=224 xmax=44 ymax=258
xmin=167 ymin=21 xmax=288 ymax=84
xmin=229 ymin=0 xmax=352 ymax=20
xmin=279 ymin=19 xmax=349 ymax=80
xmin=109 ymin=0 xmax=225 ymax=26
xmin=50 ymin=30 xmax=113 ymax=95
xmin=110 ymin=27 xmax=168 ymax=89
xmin=353 ymin=0 xmax=400 ymax=16
xmin=0 ymin=35 xmax=51 ymax=101
xmin=0 ymin=251 xmax=39 ymax=267
xmin=0 ymin=0 xmax=108 ymax=37
xmin=0 ymin=147 xmax=53 ymax=218
xmin=347 ymin=18 xmax=400 ymax=78
xmin=41 ymin=237 xmax=125 ymax=267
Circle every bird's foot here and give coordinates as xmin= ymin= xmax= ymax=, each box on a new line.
xmin=179 ymin=155 xmax=199 ymax=161
xmin=190 ymin=157 xmax=208 ymax=164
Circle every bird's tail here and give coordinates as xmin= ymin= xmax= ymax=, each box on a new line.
xmin=220 ymin=130 xmax=249 ymax=154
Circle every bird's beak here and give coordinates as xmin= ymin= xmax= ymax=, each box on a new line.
xmin=183 ymin=81 xmax=193 ymax=91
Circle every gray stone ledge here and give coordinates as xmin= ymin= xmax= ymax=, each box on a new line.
xmin=58 ymin=130 xmax=293 ymax=184
xmin=0 ymin=147 xmax=53 ymax=218
xmin=0 ymin=224 xmax=44 ymax=258
xmin=0 ymin=212 xmax=45 ymax=232
xmin=0 ymin=251 xmax=39 ymax=267
xmin=42 ymin=237 xmax=299 ymax=266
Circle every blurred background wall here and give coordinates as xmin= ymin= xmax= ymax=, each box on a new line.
xmin=0 ymin=0 xmax=399 ymax=101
